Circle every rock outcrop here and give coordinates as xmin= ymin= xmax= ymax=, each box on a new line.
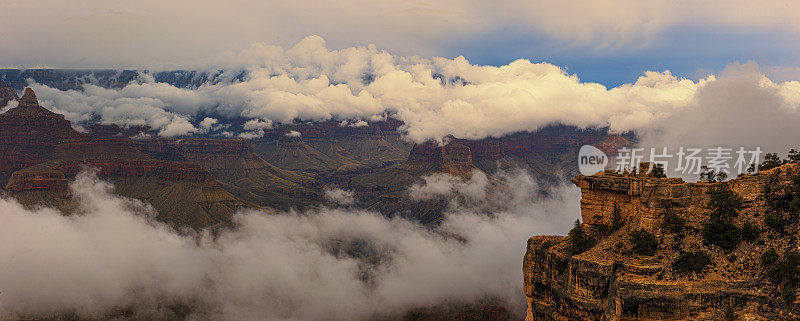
xmin=524 ymin=164 xmax=800 ymax=320
xmin=406 ymin=141 xmax=478 ymax=179
xmin=0 ymin=88 xmax=87 ymax=184
xmin=0 ymin=88 xmax=248 ymax=230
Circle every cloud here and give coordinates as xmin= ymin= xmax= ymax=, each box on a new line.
xmin=30 ymin=82 xmax=202 ymax=137
xmin=23 ymin=36 xmax=709 ymax=142
xmin=324 ymin=188 xmax=355 ymax=205
xmin=620 ymin=62 xmax=800 ymax=180
xmin=0 ymin=170 xmax=578 ymax=320
xmin=198 ymin=117 xmax=218 ymax=131
xmin=2 ymin=1 xmax=800 ymax=68
xmin=409 ymin=170 xmax=489 ymax=202
xmin=18 ymin=37 xmax=800 ymax=144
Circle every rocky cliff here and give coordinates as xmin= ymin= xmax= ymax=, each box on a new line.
xmin=0 ymin=89 xmax=248 ymax=229
xmin=0 ymin=88 xmax=87 ymax=185
xmin=523 ymin=164 xmax=800 ymax=320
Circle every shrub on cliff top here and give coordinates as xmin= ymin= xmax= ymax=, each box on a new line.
xmin=650 ymin=163 xmax=666 ymax=178
xmin=700 ymin=166 xmax=728 ymax=182
xmin=672 ymin=250 xmax=712 ymax=276
xmin=629 ymin=229 xmax=659 ymax=256
xmin=568 ymin=219 xmax=596 ymax=255
xmin=760 ymin=152 xmax=785 ymax=171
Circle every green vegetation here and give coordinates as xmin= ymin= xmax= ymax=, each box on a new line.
xmin=762 ymin=249 xmax=779 ymax=266
xmin=568 ymin=219 xmax=595 ymax=255
xmin=789 ymin=149 xmax=800 ymax=164
xmin=740 ymin=221 xmax=761 ymax=243
xmin=723 ymin=306 xmax=736 ymax=321
xmin=629 ymin=229 xmax=659 ymax=256
xmin=764 ymin=213 xmax=787 ymax=235
xmin=760 ymin=152 xmax=785 ymax=171
xmin=672 ymin=250 xmax=712 ymax=276
xmin=702 ymin=220 xmax=742 ymax=251
xmin=765 ymin=251 xmax=800 ymax=304
xmin=650 ymin=163 xmax=666 ymax=178
xmin=702 ymin=184 xmax=745 ymax=251
xmin=611 ymin=203 xmax=624 ymax=232
xmin=753 ymin=148 xmax=800 ymax=172
xmin=593 ymin=203 xmax=625 ymax=238
xmin=763 ymin=171 xmax=800 ymax=235
xmin=699 ymin=165 xmax=728 ymax=182
xmin=660 ymin=201 xmax=686 ymax=234
xmin=707 ymin=184 xmax=743 ymax=220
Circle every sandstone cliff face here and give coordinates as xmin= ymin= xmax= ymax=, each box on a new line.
xmin=406 ymin=141 xmax=478 ymax=179
xmin=524 ymin=164 xmax=800 ymax=320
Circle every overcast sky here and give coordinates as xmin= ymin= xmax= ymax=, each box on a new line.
xmin=2 ymin=0 xmax=800 ymax=85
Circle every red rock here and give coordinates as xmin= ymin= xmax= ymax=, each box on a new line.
xmin=177 ymin=138 xmax=255 ymax=158
xmin=406 ymin=141 xmax=478 ymax=179
xmin=0 ymin=88 xmax=87 ymax=174
xmin=5 ymin=170 xmax=68 ymax=192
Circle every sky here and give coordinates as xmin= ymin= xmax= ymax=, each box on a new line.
xmin=2 ymin=0 xmax=800 ymax=86
xmin=2 ymin=0 xmax=800 ymax=155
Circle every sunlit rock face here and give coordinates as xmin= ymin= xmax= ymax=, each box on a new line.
xmin=524 ymin=163 xmax=800 ymax=320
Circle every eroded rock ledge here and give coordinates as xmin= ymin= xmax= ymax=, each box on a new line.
xmin=524 ymin=164 xmax=800 ymax=320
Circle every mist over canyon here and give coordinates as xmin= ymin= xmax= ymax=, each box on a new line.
xmin=2 ymin=16 xmax=800 ymax=319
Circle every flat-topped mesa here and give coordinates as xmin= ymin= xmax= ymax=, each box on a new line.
xmin=571 ymin=163 xmax=691 ymax=229
xmin=571 ymin=162 xmax=772 ymax=229
xmin=6 ymin=159 xmax=220 ymax=193
xmin=259 ymin=119 xmax=404 ymax=139
xmin=5 ymin=170 xmax=68 ymax=193
xmin=177 ymin=138 xmax=256 ymax=159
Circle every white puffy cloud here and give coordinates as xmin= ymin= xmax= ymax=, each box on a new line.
xmin=22 ymin=36 xmax=703 ymax=142
xmin=409 ymin=170 xmax=489 ymax=201
xmin=323 ymin=188 xmax=355 ymax=205
xmin=198 ymin=117 xmax=218 ymax=131
xmin=0 ymin=170 xmax=578 ymax=320
xmin=30 ymin=83 xmax=201 ymax=137
xmin=21 ymin=37 xmax=800 ymax=144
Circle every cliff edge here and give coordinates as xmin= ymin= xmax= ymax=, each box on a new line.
xmin=524 ymin=163 xmax=800 ymax=320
